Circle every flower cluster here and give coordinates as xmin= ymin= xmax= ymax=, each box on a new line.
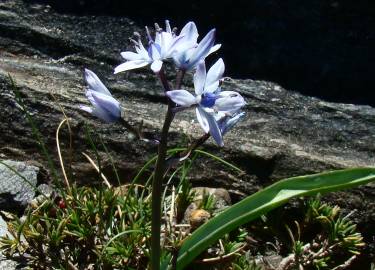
xmin=114 ymin=21 xmax=220 ymax=73
xmin=80 ymin=20 xmax=246 ymax=146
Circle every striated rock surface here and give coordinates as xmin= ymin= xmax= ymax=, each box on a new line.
xmin=0 ymin=0 xmax=375 ymax=263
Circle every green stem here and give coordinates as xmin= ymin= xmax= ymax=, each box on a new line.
xmin=151 ymin=69 xmax=184 ymax=270
xmin=151 ymin=105 xmax=173 ymax=270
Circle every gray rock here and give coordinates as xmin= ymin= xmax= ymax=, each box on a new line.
xmin=0 ymin=160 xmax=39 ymax=212
xmin=36 ymin=183 xmax=53 ymax=197
xmin=190 ymin=187 xmax=232 ymax=212
xmin=0 ymin=256 xmax=18 ymax=270
xmin=182 ymin=188 xmax=231 ymax=229
xmin=0 ymin=215 xmax=8 ymax=239
xmin=0 ymin=216 xmax=18 ymax=270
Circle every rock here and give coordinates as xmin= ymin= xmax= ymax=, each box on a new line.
xmin=188 ymin=209 xmax=211 ymax=229
xmin=36 ymin=183 xmax=53 ymax=197
xmin=0 ymin=160 xmax=39 ymax=212
xmin=0 ymin=216 xmax=20 ymax=270
xmin=182 ymin=187 xmax=231 ymax=227
xmin=254 ymin=254 xmax=283 ymax=270
xmin=191 ymin=187 xmax=232 ymax=213
xmin=0 ymin=215 xmax=8 ymax=239
xmin=0 ymin=254 xmax=18 ymax=270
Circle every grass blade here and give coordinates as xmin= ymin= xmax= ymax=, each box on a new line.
xmin=194 ymin=149 xmax=243 ymax=173
xmin=9 ymin=74 xmax=60 ymax=187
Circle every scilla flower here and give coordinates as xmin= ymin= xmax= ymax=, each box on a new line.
xmin=166 ymin=59 xmax=245 ymax=110
xmin=173 ymin=25 xmax=221 ymax=71
xmin=166 ymin=59 xmax=245 ymax=146
xmin=80 ymin=69 xmax=121 ymax=122
xmin=114 ymin=20 xmax=196 ymax=74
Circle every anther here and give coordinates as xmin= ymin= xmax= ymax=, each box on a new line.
xmin=133 ymin=32 xmax=141 ymax=38
xmin=154 ymin=23 xmax=162 ymax=33
xmin=129 ymin=38 xmax=139 ymax=46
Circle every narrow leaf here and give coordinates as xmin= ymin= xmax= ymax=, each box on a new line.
xmin=176 ymin=168 xmax=375 ymax=269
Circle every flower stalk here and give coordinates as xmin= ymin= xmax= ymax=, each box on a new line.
xmin=151 ymin=68 xmax=185 ymax=270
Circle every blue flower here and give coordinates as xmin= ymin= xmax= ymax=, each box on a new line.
xmin=114 ymin=21 xmax=197 ymax=74
xmin=166 ymin=59 xmax=246 ymax=146
xmin=166 ymin=59 xmax=245 ymax=111
xmin=80 ymin=69 xmax=121 ymax=122
xmin=173 ymin=23 xmax=221 ymax=70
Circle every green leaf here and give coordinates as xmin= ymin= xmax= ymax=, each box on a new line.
xmin=176 ymin=167 xmax=375 ymax=269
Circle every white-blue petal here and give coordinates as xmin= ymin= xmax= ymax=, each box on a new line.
xmin=196 ymin=106 xmax=209 ymax=133
xmin=151 ymin=60 xmax=163 ymax=73
xmin=194 ymin=61 xmax=206 ymax=95
xmin=79 ymin=105 xmax=93 ymax=114
xmin=166 ymin=90 xmax=197 ymax=107
xmin=160 ymin=32 xmax=173 ymax=57
xmin=92 ymin=106 xmax=117 ymax=122
xmin=215 ymin=91 xmax=246 ymax=112
xmin=114 ymin=60 xmax=149 ymax=74
xmin=180 ymin=21 xmax=199 ymax=43
xmin=166 ymin=35 xmax=193 ymax=57
xmin=155 ymin=32 xmax=162 ymax=45
xmin=198 ymin=107 xmax=223 ymax=146
xmin=186 ymin=29 xmax=216 ymax=70
xmin=91 ymin=91 xmax=121 ymax=118
xmin=80 ymin=102 xmax=118 ymax=123
xmin=204 ymin=81 xmax=220 ymax=94
xmin=205 ymin=58 xmax=225 ymax=93
xmin=84 ymin=69 xmax=111 ymax=96
xmin=149 ymin=43 xmax=161 ymax=60
xmin=85 ymin=90 xmax=97 ymax=106
xmin=173 ymin=49 xmax=190 ymax=69
xmin=220 ymin=112 xmax=245 ymax=135
xmin=121 ymin=51 xmax=144 ymax=61
xmin=208 ymin=44 xmax=221 ymax=55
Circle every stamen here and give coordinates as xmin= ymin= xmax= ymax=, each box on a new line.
xmin=130 ymin=32 xmax=142 ymax=46
xmin=165 ymin=20 xmax=172 ymax=33
xmin=133 ymin=32 xmax=141 ymax=39
xmin=154 ymin=23 xmax=162 ymax=33
xmin=145 ymin=26 xmax=153 ymax=43
xmin=129 ymin=38 xmax=139 ymax=46
xmin=200 ymin=93 xmax=217 ymax=108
